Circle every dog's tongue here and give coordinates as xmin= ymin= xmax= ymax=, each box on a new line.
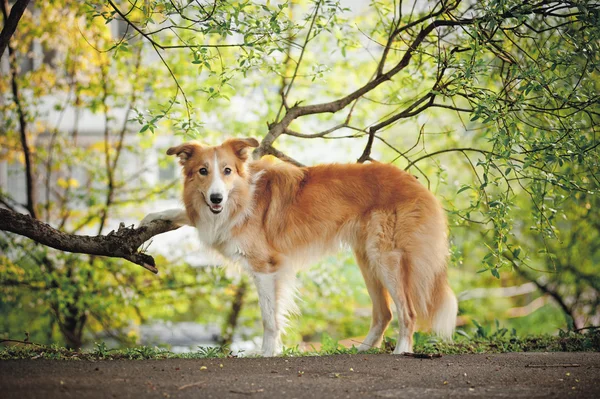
xmin=210 ymin=204 xmax=223 ymax=213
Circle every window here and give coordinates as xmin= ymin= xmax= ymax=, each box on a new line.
xmin=158 ymin=159 xmax=177 ymax=182
xmin=4 ymin=162 xmax=27 ymax=205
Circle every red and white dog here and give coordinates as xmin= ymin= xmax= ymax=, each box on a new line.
xmin=140 ymin=138 xmax=457 ymax=356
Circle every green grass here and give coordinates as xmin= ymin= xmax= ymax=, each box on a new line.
xmin=1 ymin=328 xmax=598 ymax=360
xmin=0 ymin=342 xmax=234 ymax=360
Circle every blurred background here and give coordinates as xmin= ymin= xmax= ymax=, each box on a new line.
xmin=1 ymin=0 xmax=598 ymax=353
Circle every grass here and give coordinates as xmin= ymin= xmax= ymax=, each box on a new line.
xmin=0 ymin=342 xmax=233 ymax=361
xmin=1 ymin=327 xmax=598 ymax=360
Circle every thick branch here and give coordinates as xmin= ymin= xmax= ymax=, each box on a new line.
xmin=0 ymin=0 xmax=29 ymax=58
xmin=0 ymin=208 xmax=179 ymax=273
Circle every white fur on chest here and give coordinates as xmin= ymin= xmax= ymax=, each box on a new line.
xmin=195 ymin=208 xmax=248 ymax=262
xmin=195 ymin=212 xmax=228 ymax=246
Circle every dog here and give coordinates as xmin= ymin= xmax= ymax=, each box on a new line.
xmin=140 ymin=138 xmax=458 ymax=356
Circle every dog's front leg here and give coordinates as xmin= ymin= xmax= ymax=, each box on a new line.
xmin=252 ymin=272 xmax=282 ymax=357
xmin=139 ymin=208 xmax=191 ymax=227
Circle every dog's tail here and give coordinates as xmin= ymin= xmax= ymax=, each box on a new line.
xmin=429 ymin=279 xmax=458 ymax=341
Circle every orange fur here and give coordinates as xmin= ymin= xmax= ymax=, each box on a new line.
xmin=148 ymin=138 xmax=457 ymax=355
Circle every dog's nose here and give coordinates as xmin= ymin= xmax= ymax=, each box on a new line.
xmin=210 ymin=193 xmax=223 ymax=204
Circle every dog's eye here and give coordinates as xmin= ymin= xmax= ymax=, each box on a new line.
xmin=224 ymin=167 xmax=232 ymax=175
xmin=199 ymin=168 xmax=208 ymax=176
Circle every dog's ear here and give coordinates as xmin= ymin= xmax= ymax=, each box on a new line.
xmin=166 ymin=142 xmax=202 ymax=165
xmin=225 ymin=138 xmax=259 ymax=162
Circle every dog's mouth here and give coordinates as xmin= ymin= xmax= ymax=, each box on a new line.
xmin=209 ymin=204 xmax=223 ymax=214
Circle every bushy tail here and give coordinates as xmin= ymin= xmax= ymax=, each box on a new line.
xmin=431 ymin=283 xmax=458 ymax=341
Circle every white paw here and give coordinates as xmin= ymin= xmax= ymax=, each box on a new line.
xmin=261 ymin=347 xmax=282 ymax=357
xmin=139 ymin=212 xmax=166 ymax=227
xmin=261 ymin=340 xmax=282 ymax=357
xmin=393 ymin=338 xmax=412 ymax=354
xmin=357 ymin=343 xmax=374 ymax=352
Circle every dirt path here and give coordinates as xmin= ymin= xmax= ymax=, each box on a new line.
xmin=1 ymin=352 xmax=599 ymax=398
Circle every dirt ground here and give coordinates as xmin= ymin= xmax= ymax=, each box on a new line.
xmin=1 ymin=352 xmax=599 ymax=398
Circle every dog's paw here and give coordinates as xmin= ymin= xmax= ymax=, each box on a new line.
xmin=139 ymin=212 xmax=166 ymax=228
xmin=356 ymin=343 xmax=373 ymax=352
xmin=260 ymin=349 xmax=280 ymax=357
xmin=392 ymin=338 xmax=412 ymax=355
xmin=260 ymin=343 xmax=282 ymax=357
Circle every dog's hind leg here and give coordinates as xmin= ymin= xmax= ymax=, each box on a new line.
xmin=377 ymin=251 xmax=417 ymax=354
xmin=354 ymin=247 xmax=392 ymax=352
xmin=251 ymin=267 xmax=298 ymax=357
xmin=364 ymin=212 xmax=417 ymax=354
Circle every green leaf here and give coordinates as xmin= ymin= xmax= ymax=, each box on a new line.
xmin=491 ymin=268 xmax=500 ymax=279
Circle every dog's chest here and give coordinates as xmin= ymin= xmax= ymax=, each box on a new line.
xmin=196 ymin=217 xmax=230 ymax=246
xmin=195 ymin=217 xmax=249 ymax=262
xmin=219 ymin=240 xmax=249 ymax=262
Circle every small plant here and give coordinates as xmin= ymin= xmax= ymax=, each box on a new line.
xmin=319 ymin=333 xmax=348 ymax=355
xmin=281 ymin=345 xmax=302 ymax=357
xmin=472 ymin=320 xmax=489 ymax=339
xmin=92 ymin=342 xmax=110 ymax=359
xmin=193 ymin=346 xmax=229 ymax=359
xmin=125 ymin=346 xmax=159 ymax=359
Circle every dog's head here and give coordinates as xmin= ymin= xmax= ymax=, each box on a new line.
xmin=167 ymin=138 xmax=259 ymax=215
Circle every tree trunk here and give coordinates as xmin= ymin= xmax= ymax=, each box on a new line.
xmin=220 ymin=278 xmax=248 ymax=346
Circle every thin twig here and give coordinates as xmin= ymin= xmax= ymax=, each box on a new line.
xmin=402 ymin=352 xmax=442 ymax=359
xmin=526 ymin=364 xmax=581 ymax=368
xmin=275 ymin=0 xmax=322 ymax=123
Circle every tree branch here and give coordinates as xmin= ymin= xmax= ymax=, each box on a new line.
xmin=0 ymin=0 xmax=29 ymax=58
xmin=256 ymin=18 xmax=471 ymax=158
xmin=510 ymin=259 xmax=580 ymax=330
xmin=283 ymin=123 xmax=349 ymax=139
xmin=357 ymin=92 xmax=436 ymax=163
xmin=292 ymin=19 xmax=468 ymax=117
xmin=261 ymin=145 xmax=304 ymax=167
xmin=2 ymin=0 xmax=36 ymax=219
xmin=275 ymin=0 xmax=321 ymax=123
xmin=105 ymin=0 xmax=268 ymax=50
xmin=0 ymin=208 xmax=179 ymax=273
